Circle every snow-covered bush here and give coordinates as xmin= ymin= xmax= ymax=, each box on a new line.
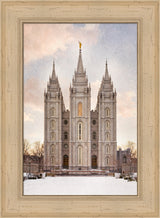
xmin=115 ymin=173 xmax=120 ymax=178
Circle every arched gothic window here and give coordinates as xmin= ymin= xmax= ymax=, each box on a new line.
xmin=50 ymin=132 xmax=55 ymax=141
xmin=50 ymin=107 xmax=55 ymax=116
xmin=106 ymin=120 xmax=110 ymax=129
xmin=64 ymin=132 xmax=68 ymax=140
xmin=92 ymin=120 xmax=96 ymax=125
xmin=63 ymin=155 xmax=69 ymax=169
xmin=91 ymin=155 xmax=97 ymax=169
xmin=78 ymin=146 xmax=82 ymax=165
xmin=123 ymin=156 xmax=127 ymax=163
xmin=106 ymin=107 xmax=110 ymax=117
xmin=78 ymin=102 xmax=82 ymax=116
xmin=93 ymin=131 xmax=96 ymax=140
xmin=78 ymin=122 xmax=82 ymax=140
xmin=50 ymin=156 xmax=54 ymax=165
xmin=50 ymin=120 xmax=55 ymax=130
xmin=106 ymin=133 xmax=110 ymax=141
xmin=106 ymin=157 xmax=109 ymax=165
xmin=51 ymin=144 xmax=54 ymax=154
xmin=106 ymin=145 xmax=109 ymax=153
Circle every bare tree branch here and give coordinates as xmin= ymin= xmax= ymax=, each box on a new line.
xmin=24 ymin=139 xmax=32 ymax=155
xmin=31 ymin=141 xmax=44 ymax=158
xmin=125 ymin=141 xmax=137 ymax=158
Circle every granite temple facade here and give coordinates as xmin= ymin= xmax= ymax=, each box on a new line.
xmin=44 ymin=45 xmax=117 ymax=175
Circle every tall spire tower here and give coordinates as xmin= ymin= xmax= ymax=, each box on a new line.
xmin=69 ymin=43 xmax=91 ymax=170
xmin=52 ymin=60 xmax=56 ymax=79
xmin=44 ymin=59 xmax=65 ymax=169
xmin=77 ymin=42 xmax=84 ymax=74
xmin=104 ymin=59 xmax=110 ymax=80
xmin=96 ymin=59 xmax=117 ymax=169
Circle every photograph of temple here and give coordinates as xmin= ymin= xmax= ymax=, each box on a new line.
xmin=23 ymin=23 xmax=137 ymax=195
xmin=44 ymin=44 xmax=117 ymax=175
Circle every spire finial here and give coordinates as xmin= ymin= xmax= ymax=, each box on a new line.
xmin=53 ymin=60 xmax=55 ymax=69
xmin=105 ymin=58 xmax=110 ymax=80
xmin=79 ymin=41 xmax=82 ymax=50
xmin=52 ymin=59 xmax=56 ymax=78
xmin=77 ymin=42 xmax=84 ymax=73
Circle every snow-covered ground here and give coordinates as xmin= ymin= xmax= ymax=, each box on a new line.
xmin=24 ymin=176 xmax=137 ymax=195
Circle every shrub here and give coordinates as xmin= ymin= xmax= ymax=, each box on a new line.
xmin=128 ymin=177 xmax=135 ymax=182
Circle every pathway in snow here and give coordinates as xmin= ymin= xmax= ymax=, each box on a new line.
xmin=23 ymin=176 xmax=137 ymax=195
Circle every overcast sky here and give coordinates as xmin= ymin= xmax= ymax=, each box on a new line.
xmin=24 ymin=23 xmax=137 ymax=147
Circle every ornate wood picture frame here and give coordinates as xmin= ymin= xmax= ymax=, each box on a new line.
xmin=1 ymin=0 xmax=159 ymax=217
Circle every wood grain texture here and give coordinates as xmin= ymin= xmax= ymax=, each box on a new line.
xmin=0 ymin=0 xmax=159 ymax=217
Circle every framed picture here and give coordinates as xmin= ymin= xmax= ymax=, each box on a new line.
xmin=1 ymin=0 xmax=159 ymax=217
xmin=23 ymin=23 xmax=138 ymax=196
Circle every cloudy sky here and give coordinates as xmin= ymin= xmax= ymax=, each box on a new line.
xmin=24 ymin=23 xmax=137 ymax=147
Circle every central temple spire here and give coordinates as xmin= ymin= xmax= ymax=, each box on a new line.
xmin=104 ymin=59 xmax=110 ymax=80
xmin=77 ymin=42 xmax=84 ymax=74
xmin=52 ymin=60 xmax=56 ymax=79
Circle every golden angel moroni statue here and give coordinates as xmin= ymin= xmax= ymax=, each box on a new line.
xmin=79 ymin=41 xmax=82 ymax=49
